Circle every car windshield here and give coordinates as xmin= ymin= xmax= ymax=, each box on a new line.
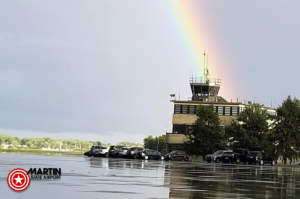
xmin=170 ymin=150 xmax=183 ymax=154
xmin=223 ymin=152 xmax=232 ymax=154
xmin=214 ymin=151 xmax=223 ymax=155
xmin=233 ymin=150 xmax=242 ymax=153
xmin=249 ymin=152 xmax=258 ymax=156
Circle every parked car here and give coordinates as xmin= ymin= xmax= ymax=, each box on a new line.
xmin=221 ymin=151 xmax=235 ymax=163
xmin=160 ymin=149 xmax=167 ymax=156
xmin=126 ymin=147 xmax=144 ymax=159
xmin=137 ymin=149 xmax=163 ymax=160
xmin=206 ymin=150 xmax=232 ymax=163
xmin=247 ymin=151 xmax=276 ymax=165
xmin=164 ymin=150 xmax=189 ymax=161
xmin=221 ymin=148 xmax=250 ymax=164
xmin=119 ymin=147 xmax=131 ymax=157
xmin=108 ymin=146 xmax=125 ymax=158
xmin=84 ymin=146 xmax=105 ymax=157
xmin=94 ymin=146 xmax=109 ymax=157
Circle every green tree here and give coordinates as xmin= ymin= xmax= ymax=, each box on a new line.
xmin=143 ymin=135 xmax=165 ymax=152
xmin=269 ymin=96 xmax=300 ymax=164
xmin=226 ymin=103 xmax=270 ymax=151
xmin=0 ymin=136 xmax=5 ymax=148
xmin=183 ymin=105 xmax=227 ymax=160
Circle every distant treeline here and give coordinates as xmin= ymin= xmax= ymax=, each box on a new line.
xmin=0 ymin=134 xmax=142 ymax=151
xmin=143 ymin=135 xmax=166 ymax=152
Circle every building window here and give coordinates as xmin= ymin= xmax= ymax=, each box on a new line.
xmin=224 ymin=107 xmax=231 ymax=115
xmin=217 ymin=106 xmax=224 ymax=115
xmin=168 ymin=144 xmax=182 ymax=152
xmin=189 ymin=105 xmax=196 ymax=114
xmin=174 ymin=105 xmax=181 ymax=114
xmin=172 ymin=124 xmax=187 ymax=134
xmin=240 ymin=107 xmax=245 ymax=113
xmin=232 ymin=107 xmax=238 ymax=116
xmin=214 ymin=106 xmax=217 ymax=113
xmin=182 ymin=105 xmax=188 ymax=114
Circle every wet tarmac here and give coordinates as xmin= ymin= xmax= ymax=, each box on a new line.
xmin=1 ymin=153 xmax=300 ymax=199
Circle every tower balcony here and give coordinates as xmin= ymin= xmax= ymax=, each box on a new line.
xmin=189 ymin=77 xmax=221 ymax=86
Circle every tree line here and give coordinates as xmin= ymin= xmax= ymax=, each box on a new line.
xmin=0 ymin=135 xmax=142 ymax=151
xmin=143 ymin=135 xmax=166 ymax=152
xmin=183 ymin=96 xmax=300 ymax=164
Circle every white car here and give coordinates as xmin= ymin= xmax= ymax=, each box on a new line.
xmin=95 ymin=146 xmax=110 ymax=157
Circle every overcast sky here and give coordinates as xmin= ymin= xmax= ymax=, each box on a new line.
xmin=1 ymin=1 xmax=300 ymax=143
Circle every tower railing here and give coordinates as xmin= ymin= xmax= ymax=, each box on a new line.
xmin=189 ymin=77 xmax=221 ymax=85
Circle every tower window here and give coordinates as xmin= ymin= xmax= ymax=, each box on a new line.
xmin=174 ymin=105 xmax=181 ymax=114
xmin=225 ymin=107 xmax=231 ymax=115
xmin=232 ymin=107 xmax=238 ymax=115
xmin=189 ymin=105 xmax=195 ymax=114
xmin=217 ymin=106 xmax=223 ymax=115
xmin=182 ymin=105 xmax=188 ymax=114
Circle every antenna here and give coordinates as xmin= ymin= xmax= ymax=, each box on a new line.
xmin=203 ymin=51 xmax=206 ymax=82
xmin=203 ymin=51 xmax=209 ymax=83
xmin=271 ymin=99 xmax=272 ymax=108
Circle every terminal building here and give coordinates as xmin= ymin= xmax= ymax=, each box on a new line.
xmin=165 ymin=61 xmax=276 ymax=153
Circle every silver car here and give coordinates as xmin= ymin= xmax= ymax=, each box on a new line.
xmin=119 ymin=147 xmax=131 ymax=158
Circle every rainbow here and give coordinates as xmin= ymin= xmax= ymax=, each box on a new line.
xmin=164 ymin=1 xmax=236 ymax=101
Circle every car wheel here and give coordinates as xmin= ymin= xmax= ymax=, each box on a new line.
xmin=134 ymin=155 xmax=138 ymax=159
xmin=215 ymin=158 xmax=220 ymax=163
xmin=105 ymin=153 xmax=109 ymax=158
xmin=207 ymin=159 xmax=211 ymax=163
xmin=171 ymin=156 xmax=175 ymax=161
xmin=271 ymin=160 xmax=275 ymax=166
xmin=259 ymin=160 xmax=264 ymax=165
xmin=243 ymin=161 xmax=246 ymax=164
xmin=184 ymin=157 xmax=189 ymax=161
xmin=236 ymin=158 xmax=240 ymax=164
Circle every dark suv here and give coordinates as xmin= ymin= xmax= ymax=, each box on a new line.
xmin=247 ymin=151 xmax=275 ymax=165
xmin=221 ymin=148 xmax=250 ymax=164
xmin=206 ymin=150 xmax=233 ymax=163
xmin=108 ymin=146 xmax=125 ymax=158
xmin=126 ymin=147 xmax=144 ymax=159
xmin=137 ymin=149 xmax=162 ymax=160
xmin=164 ymin=150 xmax=189 ymax=161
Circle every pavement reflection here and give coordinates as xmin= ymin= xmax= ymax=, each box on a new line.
xmin=1 ymin=153 xmax=300 ymax=199
xmin=165 ymin=162 xmax=300 ymax=198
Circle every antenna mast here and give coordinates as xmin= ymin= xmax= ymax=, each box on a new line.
xmin=203 ymin=51 xmax=206 ymax=83
xmin=203 ymin=51 xmax=209 ymax=83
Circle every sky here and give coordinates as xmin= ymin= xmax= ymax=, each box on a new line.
xmin=1 ymin=0 xmax=300 ymax=143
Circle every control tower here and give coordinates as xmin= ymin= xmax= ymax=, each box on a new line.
xmin=189 ymin=53 xmax=224 ymax=102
